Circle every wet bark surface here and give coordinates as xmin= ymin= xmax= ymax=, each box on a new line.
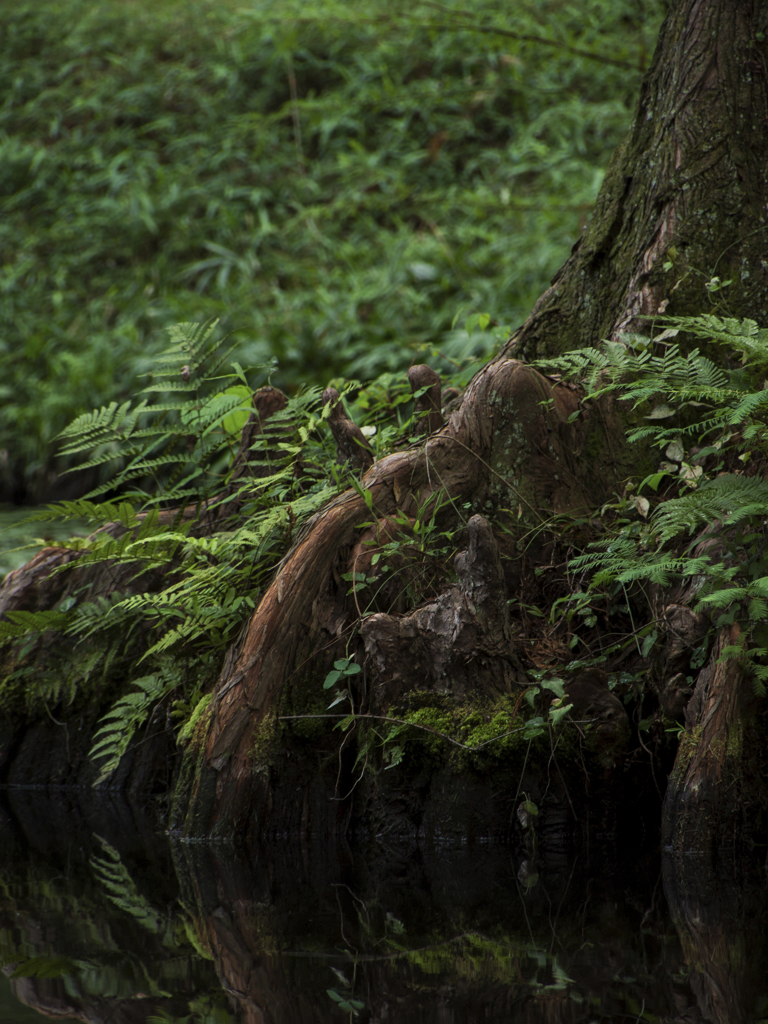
xmin=663 ymin=622 xmax=768 ymax=856
xmin=662 ymin=850 xmax=768 ymax=1024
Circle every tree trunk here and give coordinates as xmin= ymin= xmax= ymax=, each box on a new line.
xmin=171 ymin=0 xmax=768 ymax=846
xmin=662 ymin=843 xmax=768 ymax=1024
xmin=510 ymin=0 xmax=768 ymax=364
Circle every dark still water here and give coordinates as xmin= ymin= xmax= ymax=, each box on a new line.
xmin=0 ymin=789 xmax=766 ymax=1024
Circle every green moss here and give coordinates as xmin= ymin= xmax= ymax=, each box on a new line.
xmin=279 ymin=668 xmax=334 ymax=743
xmin=404 ymin=931 xmax=544 ymax=982
xmin=725 ymin=723 xmax=744 ymax=761
xmin=669 ymin=726 xmax=701 ymax=784
xmin=247 ymin=711 xmax=281 ymax=770
xmin=170 ymin=725 xmax=219 ymax=836
xmin=388 ymin=690 xmax=577 ymax=775
xmin=177 ymin=694 xmax=212 ymax=746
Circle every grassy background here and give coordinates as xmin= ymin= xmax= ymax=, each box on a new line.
xmin=0 ymin=0 xmax=666 ymax=500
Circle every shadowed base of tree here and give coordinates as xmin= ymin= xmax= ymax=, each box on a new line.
xmin=172 ymin=0 xmax=768 ymax=861
xmin=169 ymin=357 xmax=633 ymax=843
xmin=663 ymin=623 xmax=768 ymax=857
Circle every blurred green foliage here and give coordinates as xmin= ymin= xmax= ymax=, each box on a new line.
xmin=0 ymin=504 xmax=90 ymax=575
xmin=0 ymin=0 xmax=665 ymax=496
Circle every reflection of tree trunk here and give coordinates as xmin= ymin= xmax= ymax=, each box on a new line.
xmin=663 ymin=850 xmax=768 ymax=1024
xmin=662 ymin=625 xmax=768 ymax=1024
xmin=173 ymin=0 xmax=768 ymax=847
xmin=663 ymin=624 xmax=765 ymax=856
xmin=172 ymin=838 xmax=695 ymax=1024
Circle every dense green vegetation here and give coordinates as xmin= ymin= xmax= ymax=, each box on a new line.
xmin=3 ymin=312 xmax=768 ymax=786
xmin=0 ymin=0 xmax=665 ymax=498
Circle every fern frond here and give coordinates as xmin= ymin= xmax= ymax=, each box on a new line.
xmin=729 ymin=389 xmax=768 ymax=424
xmin=660 ymin=315 xmax=768 ymax=364
xmin=0 ymin=608 xmax=72 ymax=638
xmin=149 ymin=320 xmax=221 ymax=380
xmin=89 ymin=670 xmax=179 ymax=783
xmin=20 ymin=499 xmax=137 ymax=524
xmin=90 ymin=836 xmax=164 ymax=933
xmin=654 ymin=475 xmax=768 ymax=542
xmin=57 ymin=400 xmax=144 ymax=442
xmin=66 ymin=593 xmax=132 ymax=640
xmin=138 ymin=383 xmax=201 ymax=395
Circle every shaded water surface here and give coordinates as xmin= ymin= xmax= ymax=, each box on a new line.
xmin=0 ymin=789 xmax=766 ymax=1023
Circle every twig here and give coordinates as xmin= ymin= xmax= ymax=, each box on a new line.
xmin=414 ymin=2 xmax=643 ymax=70
xmin=636 ymin=719 xmax=662 ymax=799
xmin=286 ymin=53 xmax=305 ymax=175
xmin=547 ymin=723 xmax=578 ymax=822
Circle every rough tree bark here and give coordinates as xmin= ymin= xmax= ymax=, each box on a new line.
xmin=170 ymin=0 xmax=768 ymax=866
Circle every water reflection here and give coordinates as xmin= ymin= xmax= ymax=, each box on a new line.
xmin=0 ymin=788 xmax=764 ymax=1023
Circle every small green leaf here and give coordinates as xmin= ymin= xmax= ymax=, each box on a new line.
xmin=641 ymin=630 xmax=658 ymax=657
xmin=540 ymin=678 xmax=565 ymax=699
xmin=665 ymin=440 xmax=685 ymax=462
xmin=549 ymin=703 xmax=573 ymax=726
xmin=220 ymin=385 xmax=253 ymax=434
xmin=639 ymin=471 xmax=669 ymax=492
xmin=323 ymin=670 xmax=341 ymax=689
xmin=525 ymin=686 xmax=539 ymax=708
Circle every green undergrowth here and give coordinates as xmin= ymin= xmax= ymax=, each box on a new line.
xmin=4 ymin=314 xmax=768 ymax=789
xmin=295 ymin=679 xmax=581 ymax=785
xmin=0 ymin=318 xmax=474 ymax=780
xmin=0 ymin=0 xmax=665 ymax=496
xmin=533 ymin=314 xmax=768 ymax=693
